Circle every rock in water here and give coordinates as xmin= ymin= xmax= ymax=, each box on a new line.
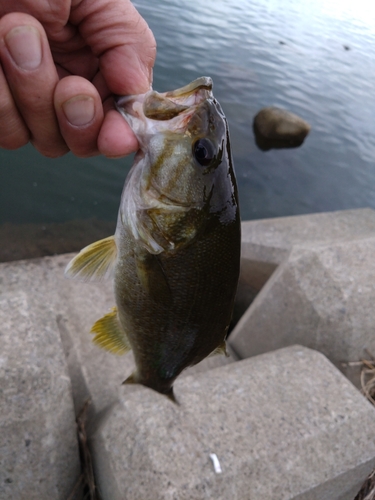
xmin=253 ymin=106 xmax=311 ymax=150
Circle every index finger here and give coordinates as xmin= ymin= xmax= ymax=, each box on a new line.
xmin=70 ymin=0 xmax=156 ymax=95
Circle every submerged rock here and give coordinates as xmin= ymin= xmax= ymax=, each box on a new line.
xmin=253 ymin=106 xmax=311 ymax=150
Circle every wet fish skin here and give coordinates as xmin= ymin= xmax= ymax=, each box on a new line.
xmin=65 ymin=77 xmax=241 ymax=400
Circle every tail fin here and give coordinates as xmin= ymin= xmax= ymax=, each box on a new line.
xmin=122 ymin=374 xmax=179 ymax=405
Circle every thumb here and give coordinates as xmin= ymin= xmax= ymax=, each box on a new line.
xmin=71 ymin=0 xmax=156 ymax=95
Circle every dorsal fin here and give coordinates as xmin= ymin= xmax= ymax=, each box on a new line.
xmin=90 ymin=307 xmax=131 ymax=355
xmin=65 ymin=235 xmax=117 ymax=282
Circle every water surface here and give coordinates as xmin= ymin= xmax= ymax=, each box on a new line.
xmin=1 ymin=0 xmax=374 ymax=227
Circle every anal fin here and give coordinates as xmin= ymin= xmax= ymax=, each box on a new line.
xmin=65 ymin=235 xmax=117 ymax=282
xmin=90 ymin=307 xmax=131 ymax=355
xmin=122 ymin=372 xmax=137 ymax=385
xmin=209 ymin=340 xmax=229 ymax=358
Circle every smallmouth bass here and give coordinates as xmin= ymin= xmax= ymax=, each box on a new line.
xmin=65 ymin=77 xmax=241 ymax=401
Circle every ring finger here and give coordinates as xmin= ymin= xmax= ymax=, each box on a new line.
xmin=0 ymin=62 xmax=29 ymax=149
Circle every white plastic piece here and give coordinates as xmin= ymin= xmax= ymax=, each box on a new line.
xmin=209 ymin=453 xmax=222 ymax=474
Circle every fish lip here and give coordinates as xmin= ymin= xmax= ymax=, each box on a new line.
xmin=164 ymin=76 xmax=213 ymax=98
xmin=114 ymin=77 xmax=213 ymax=115
xmin=114 ymin=77 xmax=212 ymax=104
xmin=114 ymin=92 xmax=196 ymax=126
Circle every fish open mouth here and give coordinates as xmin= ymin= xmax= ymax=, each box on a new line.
xmin=115 ymin=77 xmax=213 ymax=123
xmin=164 ymin=76 xmax=212 ymax=101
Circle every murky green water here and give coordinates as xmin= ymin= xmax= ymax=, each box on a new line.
xmin=1 ymin=0 xmax=375 ymax=226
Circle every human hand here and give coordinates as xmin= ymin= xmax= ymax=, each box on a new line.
xmin=0 ymin=1 xmax=156 ymax=158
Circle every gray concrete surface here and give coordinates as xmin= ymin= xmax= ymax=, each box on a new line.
xmin=230 ymin=209 xmax=375 ymax=386
xmin=240 ymin=208 xmax=375 ymax=265
xmin=2 ymin=209 xmax=375 ymax=499
xmin=0 ymin=259 xmax=80 ymax=500
xmin=91 ymin=346 xmax=375 ymax=500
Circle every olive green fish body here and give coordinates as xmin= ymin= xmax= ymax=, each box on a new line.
xmin=65 ymin=77 xmax=241 ymax=399
xmin=114 ymin=199 xmax=240 ymax=394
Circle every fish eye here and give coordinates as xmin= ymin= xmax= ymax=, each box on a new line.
xmin=193 ymin=138 xmax=216 ymax=167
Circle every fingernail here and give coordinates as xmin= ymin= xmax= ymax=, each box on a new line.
xmin=5 ymin=26 xmax=42 ymax=70
xmin=62 ymin=96 xmax=95 ymax=126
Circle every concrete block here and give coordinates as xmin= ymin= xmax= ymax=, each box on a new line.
xmin=0 ymin=259 xmax=80 ymax=499
xmin=229 ymin=237 xmax=375 ymax=386
xmin=241 ymin=208 xmax=375 ymax=265
xmin=91 ymin=346 xmax=375 ymax=500
xmin=182 ymin=352 xmax=235 ymax=376
xmin=233 ymin=209 xmax=375 ymax=327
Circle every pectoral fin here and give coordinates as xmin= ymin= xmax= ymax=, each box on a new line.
xmin=90 ymin=307 xmax=131 ymax=355
xmin=65 ymin=235 xmax=117 ymax=282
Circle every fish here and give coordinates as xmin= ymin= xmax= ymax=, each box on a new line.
xmin=65 ymin=77 xmax=241 ymax=402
